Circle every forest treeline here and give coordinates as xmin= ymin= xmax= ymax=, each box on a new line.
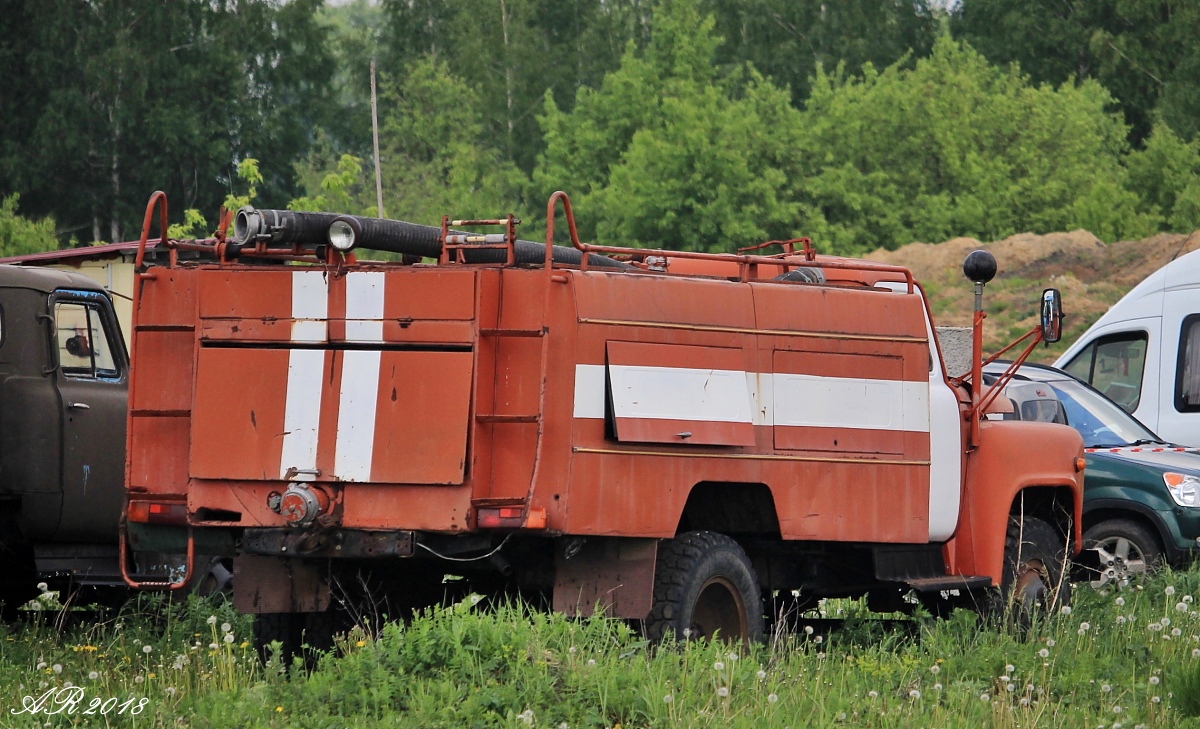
xmin=1 ymin=0 xmax=1199 ymax=256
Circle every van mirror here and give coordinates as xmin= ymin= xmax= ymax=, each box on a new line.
xmin=1041 ymin=288 xmax=1063 ymax=344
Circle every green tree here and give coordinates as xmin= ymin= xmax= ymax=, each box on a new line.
xmin=952 ymin=0 xmax=1200 ymax=145
xmin=793 ymin=37 xmax=1155 ymax=252
xmin=532 ymin=0 xmax=804 ymax=252
xmin=0 ymin=195 xmax=58 ymax=256
xmin=1125 ymin=123 xmax=1200 ymax=231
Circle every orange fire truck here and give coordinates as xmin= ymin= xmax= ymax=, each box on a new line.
xmin=122 ymin=191 xmax=1084 ymax=653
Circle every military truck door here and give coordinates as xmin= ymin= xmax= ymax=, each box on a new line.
xmin=50 ymin=291 xmax=128 ymax=541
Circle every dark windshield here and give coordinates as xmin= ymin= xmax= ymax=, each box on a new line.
xmin=1042 ymin=377 xmax=1161 ymax=448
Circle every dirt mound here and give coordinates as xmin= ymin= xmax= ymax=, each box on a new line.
xmin=862 ymin=230 xmax=1200 ymax=362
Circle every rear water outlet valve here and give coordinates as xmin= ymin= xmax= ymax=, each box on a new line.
xmin=278 ymin=483 xmax=330 ymax=527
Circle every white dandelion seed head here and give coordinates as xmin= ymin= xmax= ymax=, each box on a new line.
xmin=1152 ymin=696 xmax=1162 ymax=703
xmin=980 ymin=693 xmax=991 ymax=702
xmin=1193 ymin=648 xmax=1200 ymax=658
xmin=209 ymin=643 xmax=219 ymax=650
xmin=36 ymin=582 xmax=48 ymax=593
xmin=51 ymin=665 xmax=62 ymax=674
xmin=1166 ymin=586 xmax=1176 ymax=596
xmin=1006 ymin=683 xmax=1016 ymax=692
xmin=1101 ymin=684 xmax=1112 ymax=693
xmin=1115 ymin=596 xmax=1125 ymax=606
xmin=1081 ymin=622 xmax=1091 ymax=631
xmin=1113 ymin=705 xmax=1123 ymax=714
xmin=713 ymin=661 xmax=725 ymax=671
xmin=930 ymin=664 xmax=941 ymax=674
xmin=1161 ymin=617 xmax=1172 ymax=627
xmin=663 ymin=694 xmax=673 ymax=704
xmin=206 ymin=615 xmax=217 ymax=625
xmin=727 ymin=652 xmax=738 ymax=662
xmin=35 ymin=662 xmax=45 ymax=670
xmin=814 ymin=635 xmax=823 ymax=644
xmin=717 ymin=687 xmax=730 ymax=698
xmin=1046 ymin=639 xmax=1056 ymax=647
xmin=88 ymin=671 xmax=98 ymax=680
xmin=817 ymin=652 xmax=825 ymax=659
xmin=166 ymin=687 xmax=176 ymax=697
xmin=1040 ymin=648 xmax=1050 ymax=658
xmin=1178 ymin=602 xmax=1190 ymax=612
xmin=909 ymin=689 xmax=921 ymax=700
xmin=1020 ymin=697 xmax=1030 ymax=707
xmin=757 ymin=669 xmax=767 ymax=680
xmin=868 ymin=691 xmax=879 ymax=699
xmin=767 ymin=693 xmax=779 ymax=704
xmin=1117 ymin=616 xmax=1127 ymax=624
xmin=804 ymin=625 xmax=814 ymax=635
xmin=1060 ymin=605 xmax=1072 ymax=615
xmin=933 ymin=683 xmax=942 ymax=691
xmin=559 ymin=724 xmax=569 ymax=729
xmin=1005 ymin=664 xmax=1016 ymax=673
xmin=1149 ymin=676 xmax=1160 ymax=685
xmin=134 ymin=675 xmax=144 ymax=684
xmin=568 ymin=646 xmax=577 ymax=654
xmin=142 ymin=644 xmax=153 ymax=654
xmin=1185 ymin=595 xmax=1194 ymax=603
xmin=223 ymin=633 xmax=234 ymax=644
xmin=63 ymin=681 xmax=72 ymax=688
xmin=1000 ymin=675 xmax=1011 ymax=683
xmin=587 ymin=659 xmax=596 ymax=666
xmin=221 ymin=623 xmax=231 ymax=633
xmin=1173 ymin=628 xmax=1183 ymax=637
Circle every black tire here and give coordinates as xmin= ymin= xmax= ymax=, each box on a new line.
xmin=987 ymin=516 xmax=1071 ymax=627
xmin=192 ymin=557 xmax=234 ymax=599
xmin=1080 ymin=518 xmax=1162 ymax=589
xmin=644 ymin=531 xmax=763 ymax=643
xmin=252 ymin=611 xmax=334 ymax=668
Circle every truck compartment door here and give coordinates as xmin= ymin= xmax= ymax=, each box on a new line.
xmin=191 ymin=348 xmax=472 ymax=484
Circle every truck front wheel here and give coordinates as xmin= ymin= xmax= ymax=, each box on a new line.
xmin=644 ymin=531 xmax=763 ymax=643
xmin=994 ymin=516 xmax=1071 ymax=625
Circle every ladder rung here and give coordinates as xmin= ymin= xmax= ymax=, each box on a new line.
xmin=476 ymin=414 xmax=540 ymax=423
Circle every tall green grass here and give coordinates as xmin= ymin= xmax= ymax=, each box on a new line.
xmin=3 ymin=569 xmax=1200 ymax=727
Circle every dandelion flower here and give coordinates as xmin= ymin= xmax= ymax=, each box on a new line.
xmin=1046 ymin=639 xmax=1056 ymax=647
xmin=52 ymin=665 xmax=62 ymax=674
xmin=909 ymin=690 xmax=921 ymax=700
xmin=1162 ymin=617 xmax=1172 ymax=627
xmin=209 ymin=643 xmax=219 ymax=650
xmin=35 ymin=662 xmax=45 ymax=671
xmin=166 ymin=687 xmax=176 ymax=697
xmin=206 ymin=616 xmax=217 ymax=625
xmin=1173 ymin=628 xmax=1183 ymax=637
xmin=804 ymin=625 xmax=814 ymax=636
xmin=587 ymin=659 xmax=596 ymax=666
xmin=1115 ymin=596 xmax=1125 ymax=606
xmin=134 ymin=675 xmax=144 ymax=684
xmin=1006 ymin=683 xmax=1016 ymax=693
xmin=767 ymin=693 xmax=779 ymax=704
xmin=1101 ymin=684 xmax=1112 ymax=693
xmin=1020 ymin=697 xmax=1030 ymax=707
xmin=1150 ymin=676 xmax=1160 ymax=686
xmin=1178 ymin=602 xmax=1190 ymax=612
xmin=1040 ymin=648 xmax=1050 ymax=658
xmin=814 ymin=635 xmax=824 ymax=645
xmin=663 ymin=694 xmax=673 ymax=704
xmin=717 ymin=687 xmax=730 ymax=698
xmin=727 ymin=652 xmax=738 ymax=662
xmin=1193 ymin=648 xmax=1200 ymax=658
xmin=756 ymin=669 xmax=767 ymax=680
xmin=868 ymin=691 xmax=879 ymax=699
xmin=1185 ymin=595 xmax=1194 ymax=603
xmin=1117 ymin=615 xmax=1127 ymax=624
xmin=88 ymin=671 xmax=98 ymax=680
xmin=980 ymin=693 xmax=991 ymax=702
xmin=933 ymin=683 xmax=942 ymax=691
xmin=142 ymin=644 xmax=153 ymax=654
xmin=1113 ymin=705 xmax=1123 ymax=713
xmin=1166 ymin=586 xmax=1176 ymax=596
xmin=568 ymin=646 xmax=577 ymax=654
xmin=1152 ymin=696 xmax=1162 ymax=704
xmin=1081 ymin=622 xmax=1091 ymax=631
xmin=223 ymin=634 xmax=234 ymax=644
xmin=221 ymin=622 xmax=231 ymax=633
xmin=713 ymin=661 xmax=725 ymax=671
xmin=930 ymin=665 xmax=941 ymax=675
xmin=1005 ymin=664 xmax=1015 ymax=673
xmin=1060 ymin=605 xmax=1072 ymax=616
xmin=518 ymin=709 xmax=534 ymax=725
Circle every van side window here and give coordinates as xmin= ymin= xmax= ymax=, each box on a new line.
xmin=55 ymin=301 xmax=118 ymax=379
xmin=1176 ymin=315 xmax=1200 ymax=412
xmin=1061 ymin=332 xmax=1147 ymax=413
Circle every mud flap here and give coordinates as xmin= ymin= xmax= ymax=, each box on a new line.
xmin=233 ymin=556 xmax=330 ymax=614
xmin=553 ymin=537 xmax=657 ymax=619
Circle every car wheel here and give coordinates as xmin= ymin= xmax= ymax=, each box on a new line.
xmin=1082 ymin=518 xmax=1162 ymax=589
xmin=644 ymin=531 xmax=763 ymax=643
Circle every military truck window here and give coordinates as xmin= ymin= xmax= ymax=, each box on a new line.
xmin=1060 ymin=332 xmax=1147 ymax=413
xmin=1176 ymin=315 xmax=1200 ymax=412
xmin=54 ymin=301 xmax=117 ymax=378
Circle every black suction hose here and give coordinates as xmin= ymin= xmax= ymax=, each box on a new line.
xmin=232 ymin=208 xmax=629 ymax=269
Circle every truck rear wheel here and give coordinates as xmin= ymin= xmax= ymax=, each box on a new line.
xmin=644 ymin=531 xmax=763 ymax=643
xmin=992 ymin=516 xmax=1071 ymax=625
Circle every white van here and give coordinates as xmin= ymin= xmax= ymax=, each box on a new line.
xmin=1055 ymin=247 xmax=1200 ymax=446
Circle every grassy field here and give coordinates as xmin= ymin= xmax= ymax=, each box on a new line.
xmin=3 ymin=571 xmax=1200 ymax=728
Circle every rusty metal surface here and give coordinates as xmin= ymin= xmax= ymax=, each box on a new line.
xmin=232 ymin=555 xmax=330 ymax=614
xmin=553 ymin=537 xmax=657 ymax=620
xmin=242 ymin=527 xmax=414 ymax=560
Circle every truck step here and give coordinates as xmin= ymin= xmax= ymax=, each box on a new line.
xmin=905 ymin=575 xmax=993 ymax=592
xmin=476 ymin=414 xmax=540 ymax=423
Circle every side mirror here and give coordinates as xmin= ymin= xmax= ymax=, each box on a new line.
xmin=1041 ymin=288 xmax=1063 ymax=344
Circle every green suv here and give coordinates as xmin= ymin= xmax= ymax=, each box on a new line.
xmin=984 ymin=361 xmax=1200 ymax=588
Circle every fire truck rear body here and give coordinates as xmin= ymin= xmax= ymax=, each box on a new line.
xmin=124 ymin=196 xmax=1083 ymax=631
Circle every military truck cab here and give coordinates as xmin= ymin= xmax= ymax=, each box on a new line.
xmin=0 ymin=265 xmax=129 ymax=613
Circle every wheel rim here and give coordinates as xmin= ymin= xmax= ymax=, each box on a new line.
xmin=690 ymin=576 xmax=748 ymax=641
xmin=1013 ymin=558 xmax=1051 ymax=611
xmin=1088 ymin=536 xmax=1149 ymax=589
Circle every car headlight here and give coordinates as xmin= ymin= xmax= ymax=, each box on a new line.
xmin=1164 ymin=472 xmax=1200 ymax=507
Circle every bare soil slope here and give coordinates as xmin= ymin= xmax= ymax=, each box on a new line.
xmin=864 ymin=231 xmax=1200 ymax=363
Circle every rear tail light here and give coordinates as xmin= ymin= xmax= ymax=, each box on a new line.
xmin=127 ymin=500 xmax=188 ymax=526
xmin=476 ymin=506 xmax=546 ymax=530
